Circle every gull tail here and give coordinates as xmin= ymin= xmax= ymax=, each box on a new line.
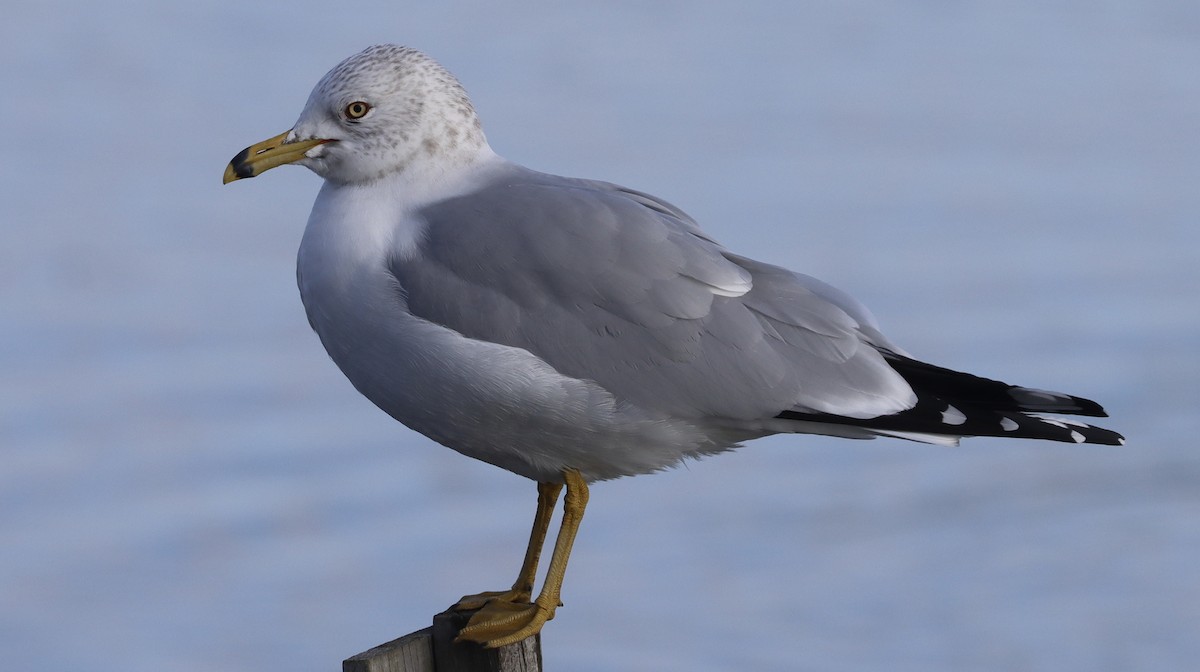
xmin=776 ymin=353 xmax=1125 ymax=446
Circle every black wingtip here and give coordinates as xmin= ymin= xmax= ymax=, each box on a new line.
xmin=882 ymin=353 xmax=1113 ymax=418
xmin=1032 ymin=417 xmax=1125 ymax=446
xmin=1074 ymin=397 xmax=1109 ymax=418
xmin=776 ymin=404 xmax=1125 ymax=447
xmin=1011 ymin=388 xmax=1109 ymax=418
xmin=777 ymin=352 xmax=1123 ymax=446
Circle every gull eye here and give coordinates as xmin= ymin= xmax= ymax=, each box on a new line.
xmin=344 ymin=101 xmax=371 ymax=120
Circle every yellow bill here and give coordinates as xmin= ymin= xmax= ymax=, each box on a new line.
xmin=223 ymin=131 xmax=331 ymax=184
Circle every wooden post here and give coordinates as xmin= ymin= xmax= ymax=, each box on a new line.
xmin=342 ymin=608 xmax=542 ymax=672
xmin=343 ymin=627 xmax=434 ymax=672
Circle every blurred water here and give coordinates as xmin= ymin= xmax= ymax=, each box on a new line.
xmin=1 ymin=2 xmax=1197 ymax=671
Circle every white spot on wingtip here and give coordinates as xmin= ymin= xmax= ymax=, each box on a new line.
xmin=941 ymin=405 xmax=967 ymax=425
xmin=1070 ymin=430 xmax=1086 ymax=443
xmin=1118 ymin=437 xmax=1126 ymax=446
xmin=1000 ymin=417 xmax=1019 ymax=432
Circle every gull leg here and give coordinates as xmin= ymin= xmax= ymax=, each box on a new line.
xmin=456 ymin=469 xmax=589 ymax=648
xmin=452 ymin=481 xmax=563 ymax=610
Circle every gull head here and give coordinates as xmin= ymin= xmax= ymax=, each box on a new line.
xmin=224 ymin=45 xmax=487 ymax=186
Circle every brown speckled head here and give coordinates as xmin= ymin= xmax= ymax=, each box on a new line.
xmin=288 ymin=45 xmax=488 ymax=184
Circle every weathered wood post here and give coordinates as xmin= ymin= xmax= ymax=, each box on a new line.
xmin=342 ymin=607 xmax=542 ymax=672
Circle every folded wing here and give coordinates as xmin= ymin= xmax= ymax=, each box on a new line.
xmin=391 ymin=167 xmax=915 ymax=422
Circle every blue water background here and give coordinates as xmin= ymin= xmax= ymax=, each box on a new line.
xmin=2 ymin=2 xmax=1197 ymax=670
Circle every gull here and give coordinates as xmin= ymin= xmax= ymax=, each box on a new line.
xmin=224 ymin=44 xmax=1123 ymax=648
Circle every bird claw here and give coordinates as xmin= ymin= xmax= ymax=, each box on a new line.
xmin=454 ymin=599 xmax=554 ymax=648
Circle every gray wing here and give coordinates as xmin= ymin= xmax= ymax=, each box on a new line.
xmin=389 ymin=167 xmax=915 ymax=421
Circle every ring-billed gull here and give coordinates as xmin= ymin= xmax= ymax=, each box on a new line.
xmin=224 ymin=44 xmax=1123 ymax=647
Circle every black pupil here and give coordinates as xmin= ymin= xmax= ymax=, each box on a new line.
xmin=350 ymin=103 xmax=365 ymax=116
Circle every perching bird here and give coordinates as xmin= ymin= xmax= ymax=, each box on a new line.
xmin=224 ymin=44 xmax=1123 ymax=648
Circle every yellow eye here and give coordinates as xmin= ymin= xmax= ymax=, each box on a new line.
xmin=345 ymin=101 xmax=371 ymax=119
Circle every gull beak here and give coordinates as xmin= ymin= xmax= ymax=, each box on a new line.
xmin=223 ymin=131 xmax=332 ymax=184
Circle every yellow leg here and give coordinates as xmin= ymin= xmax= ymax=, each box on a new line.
xmin=453 ymin=481 xmax=563 ymax=610
xmin=456 ymin=469 xmax=590 ymax=648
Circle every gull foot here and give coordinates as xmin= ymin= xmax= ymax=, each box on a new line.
xmin=451 ymin=588 xmax=530 ymax=612
xmin=454 ymin=598 xmax=554 ymax=648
